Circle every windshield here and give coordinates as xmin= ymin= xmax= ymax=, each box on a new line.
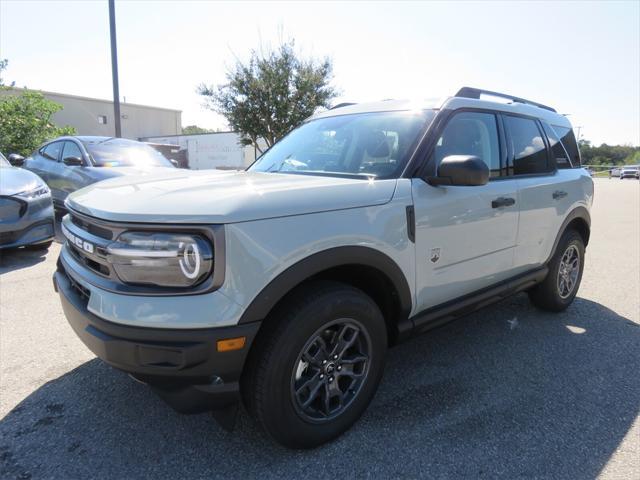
xmin=83 ymin=138 xmax=173 ymax=168
xmin=0 ymin=153 xmax=8 ymax=167
xmin=248 ymin=110 xmax=434 ymax=179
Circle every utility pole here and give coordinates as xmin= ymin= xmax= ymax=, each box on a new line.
xmin=108 ymin=0 xmax=122 ymax=137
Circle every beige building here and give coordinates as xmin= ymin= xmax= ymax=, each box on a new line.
xmin=0 ymin=88 xmax=181 ymax=139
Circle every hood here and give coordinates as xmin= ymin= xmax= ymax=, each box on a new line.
xmin=0 ymin=166 xmax=46 ymax=196
xmin=66 ymin=170 xmax=397 ymax=223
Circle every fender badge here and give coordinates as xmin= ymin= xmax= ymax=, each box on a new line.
xmin=430 ymin=248 xmax=441 ymax=263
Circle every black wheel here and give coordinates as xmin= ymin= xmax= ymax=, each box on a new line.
xmin=242 ymin=281 xmax=387 ymax=448
xmin=528 ymin=229 xmax=585 ymax=312
xmin=26 ymin=240 xmax=53 ymax=251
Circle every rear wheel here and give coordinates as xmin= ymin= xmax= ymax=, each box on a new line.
xmin=242 ymin=281 xmax=387 ymax=448
xmin=529 ymin=229 xmax=585 ymax=312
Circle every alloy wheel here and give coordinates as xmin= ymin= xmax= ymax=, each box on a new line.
xmin=290 ymin=319 xmax=371 ymax=423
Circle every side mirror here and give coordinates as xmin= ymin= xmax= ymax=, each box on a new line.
xmin=63 ymin=156 xmax=84 ymax=166
xmin=427 ymin=155 xmax=489 ymax=186
xmin=8 ymin=154 xmax=25 ymax=167
xmin=169 ymin=159 xmax=179 ymax=167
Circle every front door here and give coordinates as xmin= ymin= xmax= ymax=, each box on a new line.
xmin=412 ymin=110 xmax=519 ymax=311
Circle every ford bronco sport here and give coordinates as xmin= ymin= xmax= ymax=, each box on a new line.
xmin=54 ymin=87 xmax=593 ymax=448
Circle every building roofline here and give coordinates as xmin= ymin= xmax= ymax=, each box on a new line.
xmin=1 ymin=87 xmax=182 ymax=113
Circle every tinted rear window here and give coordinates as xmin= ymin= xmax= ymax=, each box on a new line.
xmin=504 ymin=115 xmax=550 ymax=175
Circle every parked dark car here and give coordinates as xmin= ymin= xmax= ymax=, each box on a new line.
xmin=0 ymin=152 xmax=55 ymax=250
xmin=21 ymin=136 xmax=176 ymax=212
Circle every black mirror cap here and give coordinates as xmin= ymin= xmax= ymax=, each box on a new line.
xmin=63 ymin=156 xmax=84 ymax=166
xmin=428 ymin=155 xmax=489 ymax=186
xmin=8 ymin=153 xmax=25 ymax=167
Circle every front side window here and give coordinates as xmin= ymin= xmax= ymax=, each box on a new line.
xmin=433 ymin=111 xmax=501 ymax=177
xmin=42 ymin=142 xmax=63 ymax=161
xmin=504 ymin=116 xmax=550 ymax=175
xmin=83 ymin=138 xmax=173 ymax=168
xmin=62 ymin=141 xmax=84 ymax=163
xmin=248 ymin=111 xmax=434 ymax=179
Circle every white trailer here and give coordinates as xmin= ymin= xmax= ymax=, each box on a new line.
xmin=141 ymin=132 xmax=260 ymax=170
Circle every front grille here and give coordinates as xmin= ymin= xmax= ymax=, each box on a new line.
xmin=71 ymin=214 xmax=113 ymax=240
xmin=68 ymin=242 xmax=111 ymax=277
xmin=68 ymin=273 xmax=91 ymax=305
xmin=65 ymin=212 xmax=117 ymax=278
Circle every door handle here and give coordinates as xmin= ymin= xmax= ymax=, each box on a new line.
xmin=492 ymin=197 xmax=516 ymax=208
xmin=552 ymin=190 xmax=568 ymax=200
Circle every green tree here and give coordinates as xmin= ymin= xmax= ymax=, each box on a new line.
xmin=579 ymin=139 xmax=639 ymax=166
xmin=182 ymin=124 xmax=214 ymax=135
xmin=0 ymin=89 xmax=76 ymax=156
xmin=198 ymin=40 xmax=337 ymax=153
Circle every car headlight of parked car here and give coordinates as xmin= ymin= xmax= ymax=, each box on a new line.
xmin=15 ymin=183 xmax=50 ymax=200
xmin=106 ymin=232 xmax=213 ymax=287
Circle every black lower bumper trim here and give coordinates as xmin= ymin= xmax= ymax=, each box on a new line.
xmin=53 ymin=269 xmax=261 ymax=412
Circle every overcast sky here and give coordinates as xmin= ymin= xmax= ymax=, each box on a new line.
xmin=1 ymin=0 xmax=638 ymax=145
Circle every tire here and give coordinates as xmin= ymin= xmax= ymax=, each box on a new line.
xmin=528 ymin=229 xmax=585 ymax=312
xmin=242 ymin=280 xmax=387 ymax=448
xmin=26 ymin=240 xmax=53 ymax=251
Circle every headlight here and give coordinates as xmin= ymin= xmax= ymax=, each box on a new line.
xmin=16 ymin=183 xmax=50 ymax=199
xmin=106 ymin=232 xmax=213 ymax=288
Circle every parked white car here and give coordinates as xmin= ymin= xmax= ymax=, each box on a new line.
xmin=620 ymin=165 xmax=639 ymax=179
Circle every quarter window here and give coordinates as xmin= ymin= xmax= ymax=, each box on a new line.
xmin=553 ymin=125 xmax=581 ymax=167
xmin=434 ymin=111 xmax=501 ymax=177
xmin=504 ymin=116 xmax=549 ymax=175
xmin=542 ymin=122 xmax=571 ymax=169
xmin=42 ymin=142 xmax=63 ymax=161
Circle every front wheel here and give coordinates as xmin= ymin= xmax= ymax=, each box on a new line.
xmin=528 ymin=229 xmax=585 ymax=312
xmin=242 ymin=281 xmax=387 ymax=448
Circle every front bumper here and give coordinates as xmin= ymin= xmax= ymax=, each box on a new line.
xmin=53 ymin=266 xmax=261 ymax=413
xmin=0 ymin=195 xmax=54 ymax=248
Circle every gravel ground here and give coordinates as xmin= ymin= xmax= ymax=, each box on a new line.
xmin=1 ymin=178 xmax=638 ymax=479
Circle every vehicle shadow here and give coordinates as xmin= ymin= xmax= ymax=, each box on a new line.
xmin=0 ymin=247 xmax=49 ymax=274
xmin=1 ymin=295 xmax=638 ymax=479
xmin=0 ymin=214 xmax=63 ymax=275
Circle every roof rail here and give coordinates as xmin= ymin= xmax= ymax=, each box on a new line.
xmin=455 ymin=87 xmax=556 ymax=113
xmin=331 ymin=102 xmax=357 ymax=110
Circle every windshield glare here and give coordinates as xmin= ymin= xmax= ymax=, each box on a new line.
xmin=249 ymin=111 xmax=434 ymax=179
xmin=84 ymin=139 xmax=173 ymax=168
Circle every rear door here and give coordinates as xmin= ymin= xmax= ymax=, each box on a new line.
xmin=504 ymin=115 xmax=577 ymax=271
xmin=412 ymin=110 xmax=520 ymax=310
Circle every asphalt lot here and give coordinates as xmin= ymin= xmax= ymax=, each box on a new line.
xmin=1 ymin=178 xmax=638 ymax=479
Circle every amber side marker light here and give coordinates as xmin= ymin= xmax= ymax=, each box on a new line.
xmin=217 ymin=337 xmax=246 ymax=352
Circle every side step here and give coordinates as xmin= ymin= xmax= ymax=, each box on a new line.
xmin=397 ymin=267 xmax=548 ymax=342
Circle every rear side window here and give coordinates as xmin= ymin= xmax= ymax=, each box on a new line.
xmin=434 ymin=111 xmax=502 ymax=177
xmin=552 ymin=125 xmax=581 ymax=167
xmin=504 ymin=116 xmax=549 ymax=175
xmin=41 ymin=142 xmax=63 ymax=161
xmin=542 ymin=122 xmax=571 ymax=169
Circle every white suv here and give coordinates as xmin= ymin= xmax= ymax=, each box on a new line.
xmin=54 ymin=87 xmax=593 ymax=448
